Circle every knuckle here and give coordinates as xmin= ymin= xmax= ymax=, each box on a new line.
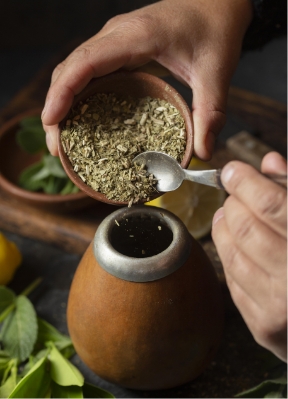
xmin=52 ymin=61 xmax=66 ymax=80
xmin=70 ymin=45 xmax=93 ymax=62
xmin=121 ymin=14 xmax=158 ymax=43
xmin=257 ymin=189 xmax=286 ymax=220
xmin=103 ymin=14 xmax=126 ymax=28
xmin=253 ymin=307 xmax=287 ymax=348
xmin=231 ymin=212 xmax=254 ymax=243
xmin=221 ymin=244 xmax=239 ymax=274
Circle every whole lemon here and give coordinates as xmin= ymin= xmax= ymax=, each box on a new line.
xmin=0 ymin=233 xmax=22 ymax=285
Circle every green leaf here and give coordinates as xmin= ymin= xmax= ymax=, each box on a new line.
xmin=0 ymin=287 xmax=15 ymax=314
xmin=36 ymin=318 xmax=74 ymax=356
xmin=60 ymin=179 xmax=79 ymax=195
xmin=51 ymin=380 xmax=83 ymax=398
xmin=1 ymin=296 xmax=38 ymax=362
xmin=47 ymin=342 xmax=84 ymax=387
xmin=8 ymin=355 xmax=51 ymax=398
xmin=18 ymin=161 xmax=46 ymax=191
xmin=236 ymin=377 xmax=287 ymax=398
xmin=30 ymin=165 xmax=51 ymax=182
xmin=0 ymin=351 xmax=10 ymax=359
xmin=82 ymin=382 xmax=115 ymax=398
xmin=16 ymin=117 xmax=46 ymax=154
xmin=0 ymin=360 xmax=18 ymax=398
xmin=20 ymin=349 xmax=49 ymax=378
xmin=42 ymin=175 xmax=64 ymax=194
xmin=43 ymin=155 xmax=67 ymax=178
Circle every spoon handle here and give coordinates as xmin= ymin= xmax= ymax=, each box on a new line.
xmin=183 ymin=169 xmax=287 ymax=190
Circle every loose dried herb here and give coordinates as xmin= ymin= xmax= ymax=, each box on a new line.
xmin=61 ymin=93 xmax=186 ymax=205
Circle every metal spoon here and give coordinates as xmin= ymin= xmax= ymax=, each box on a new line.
xmin=133 ymin=151 xmax=287 ymax=192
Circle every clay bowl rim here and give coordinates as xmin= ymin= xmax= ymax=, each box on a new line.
xmin=0 ymin=107 xmax=89 ymax=205
xmin=57 ymin=70 xmax=193 ymax=206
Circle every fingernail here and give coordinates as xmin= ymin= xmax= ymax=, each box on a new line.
xmin=221 ymin=163 xmax=235 ymax=185
xmin=46 ymin=132 xmax=53 ymax=154
xmin=212 ymin=207 xmax=224 ymax=225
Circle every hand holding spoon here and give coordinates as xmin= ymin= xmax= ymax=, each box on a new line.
xmin=133 ymin=151 xmax=287 ymax=192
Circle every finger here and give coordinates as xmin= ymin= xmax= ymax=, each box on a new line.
xmin=222 ymin=196 xmax=287 ymax=275
xmin=261 ymin=151 xmax=287 ymax=175
xmin=221 ymin=161 xmax=287 ymax=237
xmin=212 ymin=208 xmax=271 ymax=306
xmin=43 ymin=124 xmax=59 ymax=156
xmin=192 ymin=100 xmax=226 ymax=161
xmin=42 ymin=18 xmax=162 ymax=128
xmin=212 ymin=210 xmax=287 ymax=361
xmin=49 ymin=14 xmax=129 ymax=87
xmin=225 ymin=278 xmax=287 ymax=362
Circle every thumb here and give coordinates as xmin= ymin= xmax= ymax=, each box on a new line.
xmin=191 ymin=79 xmax=228 ymax=161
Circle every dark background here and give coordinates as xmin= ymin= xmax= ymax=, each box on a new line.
xmin=0 ymin=0 xmax=287 ymax=115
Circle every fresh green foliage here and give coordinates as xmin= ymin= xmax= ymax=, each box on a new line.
xmin=16 ymin=117 xmax=47 ymax=154
xmin=0 ymin=283 xmax=115 ymax=398
xmin=0 ymin=287 xmax=15 ymax=314
xmin=236 ymin=356 xmax=287 ymax=398
xmin=1 ymin=296 xmax=38 ymax=362
xmin=48 ymin=342 xmax=84 ymax=387
xmin=82 ymin=382 xmax=115 ymax=398
xmin=16 ymin=116 xmax=79 ymax=195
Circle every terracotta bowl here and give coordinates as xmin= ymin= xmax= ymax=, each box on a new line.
xmin=58 ymin=71 xmax=193 ymax=206
xmin=0 ymin=108 xmax=94 ymax=212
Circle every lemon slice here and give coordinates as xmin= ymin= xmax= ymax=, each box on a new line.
xmin=146 ymin=158 xmax=226 ymax=239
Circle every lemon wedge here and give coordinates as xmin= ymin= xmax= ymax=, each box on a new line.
xmin=146 ymin=158 xmax=226 ymax=239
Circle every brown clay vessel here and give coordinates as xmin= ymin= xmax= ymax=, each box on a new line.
xmin=67 ymin=205 xmax=224 ymax=390
xmin=0 ymin=108 xmax=93 ymax=212
xmin=58 ymin=71 xmax=193 ymax=206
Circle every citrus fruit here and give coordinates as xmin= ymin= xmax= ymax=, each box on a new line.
xmin=0 ymin=232 xmax=22 ymax=285
xmin=146 ymin=157 xmax=226 ymax=239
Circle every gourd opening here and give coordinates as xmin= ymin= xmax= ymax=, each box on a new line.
xmin=110 ymin=214 xmax=173 ymax=258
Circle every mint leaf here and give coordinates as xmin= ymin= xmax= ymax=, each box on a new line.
xmin=42 ymin=175 xmax=65 ymax=194
xmin=51 ymin=380 xmax=83 ymax=398
xmin=0 ymin=288 xmax=15 ymax=314
xmin=48 ymin=342 xmax=84 ymax=387
xmin=8 ymin=356 xmax=51 ymax=398
xmin=0 ymin=361 xmax=17 ymax=399
xmin=18 ymin=161 xmax=46 ymax=191
xmin=1 ymin=296 xmax=38 ymax=362
xmin=16 ymin=116 xmax=46 ymax=154
xmin=37 ymin=318 xmax=73 ymax=355
xmin=83 ymin=382 xmax=115 ymax=398
xmin=43 ymin=155 xmax=67 ymax=178
xmin=60 ymin=179 xmax=79 ymax=195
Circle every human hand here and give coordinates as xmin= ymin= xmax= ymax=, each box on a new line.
xmin=41 ymin=0 xmax=252 ymax=159
xmin=212 ymin=152 xmax=287 ymax=362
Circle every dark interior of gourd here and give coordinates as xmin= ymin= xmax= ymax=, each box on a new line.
xmin=110 ymin=214 xmax=173 ymax=258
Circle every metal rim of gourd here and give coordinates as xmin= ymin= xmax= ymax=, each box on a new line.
xmin=93 ymin=205 xmax=192 ymax=282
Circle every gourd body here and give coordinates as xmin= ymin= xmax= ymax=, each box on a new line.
xmin=67 ymin=206 xmax=223 ymax=390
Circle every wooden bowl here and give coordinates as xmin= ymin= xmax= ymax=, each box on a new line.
xmin=58 ymin=71 xmax=193 ymax=206
xmin=0 ymin=108 xmax=94 ymax=212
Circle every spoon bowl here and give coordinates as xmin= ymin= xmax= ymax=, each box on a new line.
xmin=133 ymin=151 xmax=288 ymax=192
xmin=133 ymin=151 xmax=186 ymax=192
xmin=133 ymin=151 xmax=224 ymax=190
